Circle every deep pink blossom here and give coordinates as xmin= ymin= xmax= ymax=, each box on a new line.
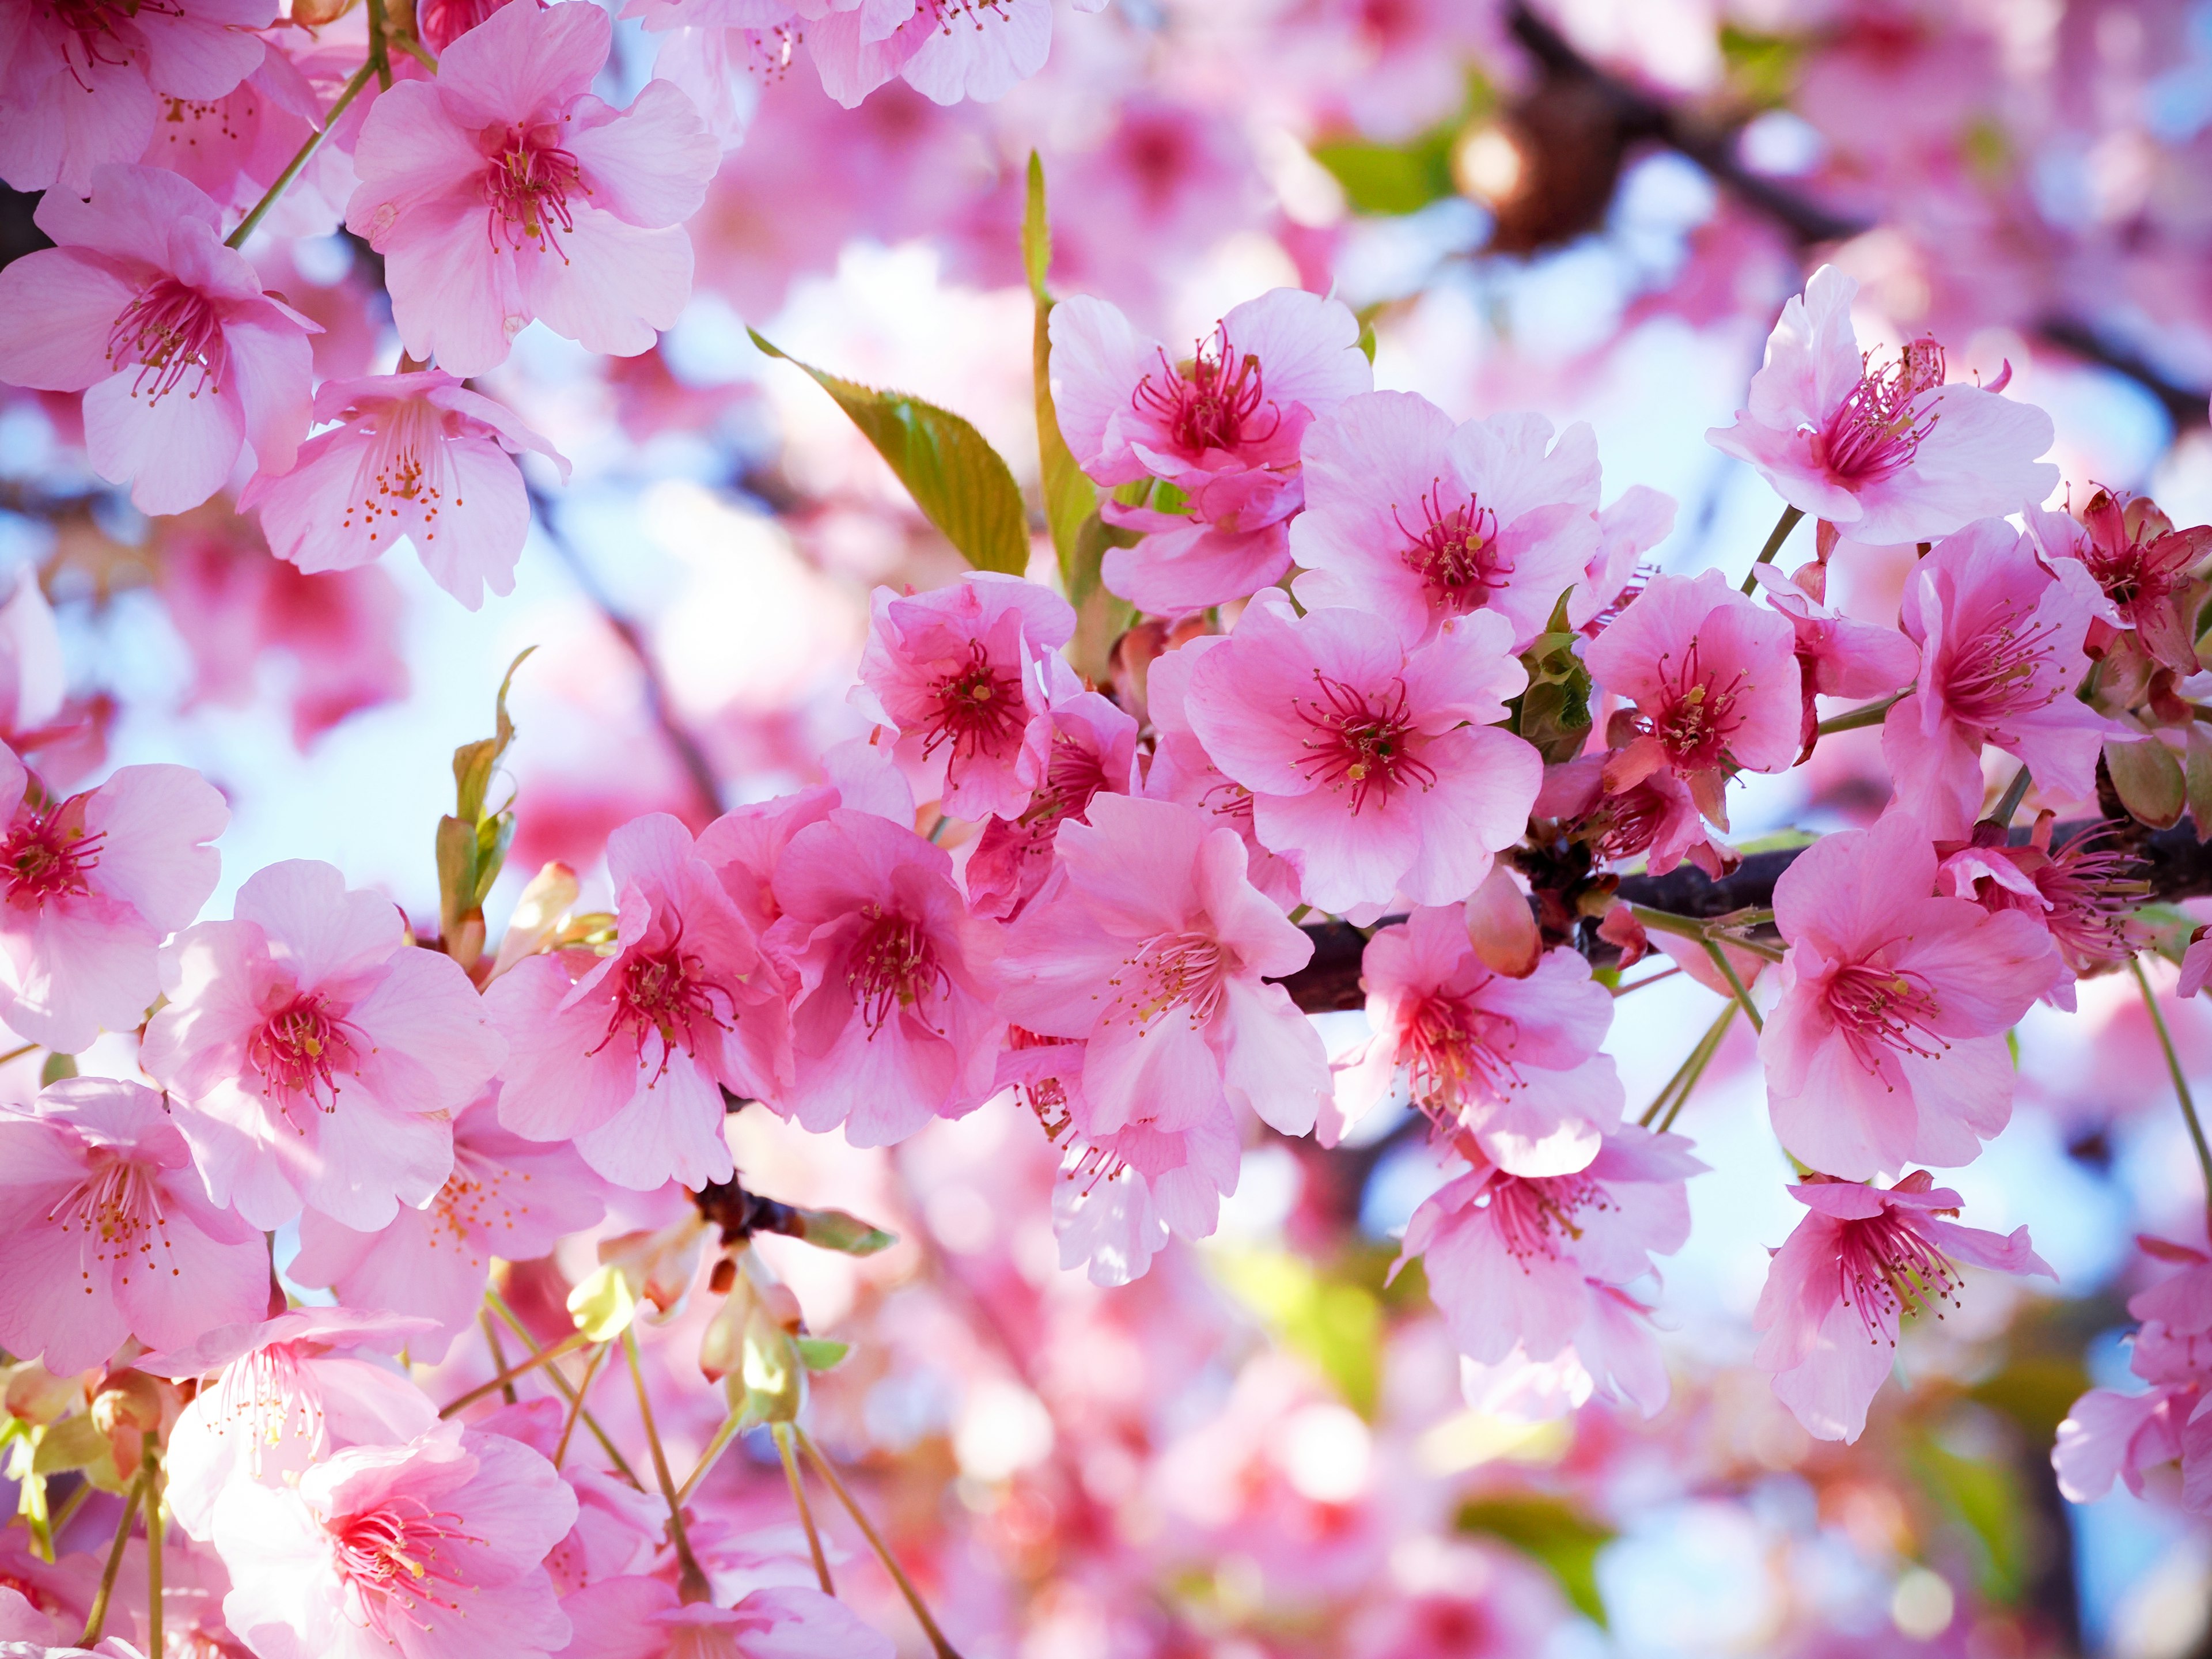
xmin=854 ymin=573 xmax=1075 ymax=821
xmin=213 ymin=1419 xmax=576 ymax=1659
xmin=0 ymin=1077 xmax=266 ymax=1378
xmin=1050 ymin=287 xmax=1372 ymax=611
xmin=809 ymin=0 xmax=1059 ymax=110
xmin=1707 ymin=264 xmax=2059 ymax=544
xmin=240 ymin=370 xmax=569 ymax=610
xmin=964 ymin=689 xmax=1137 ymax=921
xmin=468 ymin=1397 xmax=662 ymax=1596
xmin=1883 ymin=517 xmax=2109 ymax=840
xmin=490 ymin=814 xmax=790 ymax=1192
xmin=1183 ymin=599 xmax=1538 ymax=912
xmin=290 ymin=1088 xmax=604 ymax=1363
xmin=1330 ymin=907 xmax=1621 ymax=1175
xmin=1139 ymin=635 xmax=1304 ymax=908
xmin=0 ymin=165 xmax=315 ymax=514
xmin=1397 ymin=1127 xmax=1703 ymax=1369
xmin=1755 ymin=1171 xmax=2052 ymax=1442
xmin=0 ymin=0 xmax=274 ymax=195
xmin=1290 ymin=392 xmax=1603 ymax=652
xmin=1585 ymin=570 xmax=1802 ymax=828
xmin=1533 ymin=752 xmax=1730 ymax=880
xmin=1000 ymin=792 xmax=1327 ymax=1138
xmin=1761 ymin=810 xmax=2059 ymax=1179
xmin=0 ymin=745 xmax=225 ymax=1052
xmin=142 ymin=859 xmax=506 ymax=1230
xmin=2027 ymin=490 xmax=2212 ymax=676
xmin=142 ymin=1308 xmax=440 ymax=1539
xmin=556 ymin=1573 xmax=892 ymax=1659
xmin=764 ymin=806 xmax=1003 ymax=1145
xmin=344 ymin=0 xmax=718 ymax=376
xmin=1936 ymin=813 xmax=2139 ymax=998
xmin=1751 ymin=563 xmax=1921 ymax=760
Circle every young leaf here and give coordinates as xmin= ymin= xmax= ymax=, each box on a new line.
xmin=792 ymin=1204 xmax=897 ymax=1256
xmin=452 ymin=646 xmax=535 ymax=825
xmin=1024 ymin=153 xmax=1101 ymax=593
xmin=750 ymin=328 xmax=1030 ymax=575
xmin=1509 ymin=591 xmax=1594 ymax=764
xmin=1455 ymin=1494 xmax=1616 ymax=1627
xmin=794 ymin=1337 xmax=851 ymax=1372
xmin=438 ymin=649 xmax=535 ymax=964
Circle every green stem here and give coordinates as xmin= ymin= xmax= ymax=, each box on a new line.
xmin=486 ymin=1293 xmax=642 ymax=1488
xmin=1993 ymin=763 xmax=2033 ymax=827
xmin=366 ymin=0 xmax=393 ymax=85
xmin=225 ymin=60 xmax=377 ymax=249
xmin=1702 ymin=939 xmax=1764 ymax=1032
xmin=1812 ymin=692 xmax=1903 ymax=736
xmin=623 ymin=1328 xmax=713 ymax=1605
xmin=2134 ymin=955 xmax=2212 ymax=1233
xmin=440 ymin=1330 xmax=589 ymax=1417
xmin=798 ymin=1426 xmax=964 ymax=1659
xmin=676 ymin=1405 xmax=745 ymax=1506
xmin=1638 ymin=1000 xmax=1737 ymax=1128
xmin=1658 ymin=1002 xmax=1738 ymax=1134
xmin=773 ymin=1422 xmax=836 ymax=1597
xmin=78 ymin=1457 xmax=149 ymax=1646
xmin=0 ymin=1040 xmax=39 ymax=1066
xmin=1739 ymin=503 xmax=1806 ymax=595
xmin=1612 ymin=965 xmax=1681 ymax=998
xmin=480 ymin=1308 xmax=518 ymax=1405
xmin=145 ymin=1437 xmax=163 ymax=1659
xmin=1626 ymin=903 xmax=1713 ymax=944
xmin=552 ymin=1341 xmax=609 ymax=1471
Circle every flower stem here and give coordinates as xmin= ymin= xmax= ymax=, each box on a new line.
xmin=623 ymin=1327 xmax=713 ymax=1605
xmin=78 ymin=1456 xmax=150 ymax=1646
xmin=677 ymin=1405 xmax=744 ymax=1506
xmin=480 ymin=1308 xmax=518 ymax=1404
xmin=552 ymin=1341 xmax=610 ymax=1471
xmin=1639 ymin=999 xmax=1737 ymax=1129
xmin=145 ymin=1437 xmax=163 ymax=1659
xmin=773 ymin=1422 xmax=836 ymax=1596
xmin=2134 ymin=955 xmax=2212 ymax=1233
xmin=1702 ymin=939 xmax=1764 ymax=1032
xmin=798 ymin=1426 xmax=964 ymax=1659
xmin=486 ymin=1292 xmax=643 ymax=1488
xmin=0 ymin=1040 xmax=40 ymax=1066
xmin=1740 ymin=503 xmax=1805 ymax=595
xmin=225 ymin=59 xmax=377 ymax=250
xmin=1813 ymin=691 xmax=1903 ymax=736
xmin=440 ymin=1330 xmax=590 ymax=1417
xmin=1993 ymin=763 xmax=2033 ymax=827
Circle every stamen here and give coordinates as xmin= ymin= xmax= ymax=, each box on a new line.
xmin=1481 ymin=1172 xmax=1612 ymax=1268
xmin=922 ymin=639 xmax=1025 ymax=764
xmin=1826 ymin=961 xmax=1947 ymax=1072
xmin=591 ymin=936 xmax=736 ymax=1083
xmin=104 ymin=276 xmax=225 ymax=404
xmin=1836 ymin=1209 xmax=1963 ymax=1343
xmin=1099 ymin=930 xmax=1228 ymax=1031
xmin=248 ymin=993 xmax=362 ymax=1118
xmin=1130 ymin=323 xmax=1280 ymax=454
xmin=332 ymin=1495 xmax=485 ymax=1640
xmin=483 ymin=122 xmax=585 ymax=259
xmin=847 ymin=908 xmax=949 ymax=1033
xmin=1395 ymin=480 xmax=1508 ymax=613
xmin=2 ymin=798 xmax=104 ymax=903
xmin=1402 ymin=991 xmax=1522 ymax=1121
xmin=1293 ymin=672 xmax=1437 ymax=812
xmin=1816 ymin=338 xmax=1945 ymax=484
xmin=49 ymin=1155 xmax=175 ymax=1294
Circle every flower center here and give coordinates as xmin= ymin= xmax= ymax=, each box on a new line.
xmin=1132 ymin=323 xmax=1278 ymax=454
xmin=923 ymin=641 xmax=1025 ymax=763
xmin=249 ymin=992 xmax=361 ymax=1113
xmin=483 ymin=121 xmax=584 ymax=257
xmin=1396 ymin=481 xmax=1508 ymax=612
xmin=427 ymin=1145 xmax=501 ymax=1259
xmin=1482 ymin=1172 xmax=1610 ymax=1267
xmin=1816 ymin=338 xmax=1945 ymax=484
xmin=340 ymin=397 xmax=451 ymax=547
xmin=47 ymin=0 xmax=166 ymax=78
xmin=1294 ymin=672 xmax=1435 ymax=811
xmin=1105 ymin=929 xmax=1229 ymax=1031
xmin=105 ymin=276 xmax=225 ymax=404
xmin=332 ymin=1497 xmax=481 ymax=1640
xmin=847 ymin=909 xmax=948 ymax=1032
xmin=210 ymin=1343 xmax=322 ymax=1467
xmin=1826 ymin=960 xmax=1946 ymax=1071
xmin=51 ymin=1154 xmax=172 ymax=1289
xmin=1025 ymin=730 xmax=1109 ymax=826
xmin=1645 ymin=641 xmax=1747 ymax=773
xmin=1 ymin=800 xmax=103 ymax=905
xmin=593 ymin=942 xmax=735 ymax=1082
xmin=1836 ymin=1210 xmax=1961 ymax=1342
xmin=1402 ymin=992 xmax=1521 ymax=1119
xmin=1939 ymin=604 xmax=2061 ymax=733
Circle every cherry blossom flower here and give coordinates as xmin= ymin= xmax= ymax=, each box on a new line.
xmin=965 ymin=689 xmax=1137 ymax=921
xmin=1706 ymin=264 xmax=2059 ymax=544
xmin=0 ymin=164 xmax=315 ymax=514
xmin=0 ymin=0 xmax=274 ymax=195
xmin=490 ymin=814 xmax=791 ymax=1192
xmin=1330 ymin=907 xmax=1622 ymax=1175
xmin=240 ymin=370 xmax=570 ymax=611
xmin=1140 ymin=635 xmax=1304 ymax=908
xmin=765 ymin=805 xmax=1003 ymax=1145
xmin=853 ymin=573 xmax=1075 ymax=821
xmin=1751 ymin=564 xmax=1921 ymax=760
xmin=142 ymin=859 xmax=505 ymax=1231
xmin=2056 ymin=1241 xmax=2212 ymax=1506
xmin=290 ymin=1088 xmax=605 ymax=1362
xmin=468 ymin=1398 xmax=662 ymax=1596
xmin=1290 ymin=392 xmax=1603 ymax=652
xmin=344 ymin=0 xmax=718 ymax=377
xmin=141 ymin=1308 xmax=440 ymax=1539
xmin=808 ymin=0 xmax=1062 ymax=109
xmin=1584 ymin=570 xmax=1802 ymax=828
xmin=1760 ymin=810 xmax=2059 ymax=1180
xmin=1457 ymin=1281 xmax=1673 ymax=1421
xmin=0 ymin=745 xmax=225 ymax=1053
xmin=1936 ymin=813 xmax=2141 ymax=997
xmin=2184 ymin=933 xmax=2212 ymax=1000
xmin=0 ymin=1077 xmax=266 ymax=1378
xmin=418 ymin=0 xmax=521 ymax=51
xmin=1533 ymin=752 xmax=1730 ymax=880
xmin=1397 ymin=1127 xmax=1704 ymax=1370
xmin=1883 ymin=517 xmax=2109 ymax=840
xmin=556 ymin=1573 xmax=892 ymax=1659
xmin=999 ymin=792 xmax=1327 ymax=1138
xmin=213 ymin=1419 xmax=576 ymax=1659
xmin=1183 ymin=599 xmax=1538 ymax=912
xmin=2027 ymin=489 xmax=2212 ymax=676
xmin=1050 ymin=287 xmax=1372 ymax=611
xmin=1754 ymin=1171 xmax=2052 ymax=1442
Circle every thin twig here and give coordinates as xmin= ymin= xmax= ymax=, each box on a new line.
xmin=552 ymin=1341 xmax=609 ymax=1471
xmin=2134 ymin=955 xmax=2212 ymax=1234
xmin=145 ymin=1437 xmax=162 ymax=1659
xmin=78 ymin=1457 xmax=149 ymax=1646
xmin=1814 ymin=692 xmax=1903 ymax=736
xmin=480 ymin=1308 xmax=518 ymax=1406
xmin=485 ymin=1292 xmax=642 ymax=1488
xmin=225 ymin=61 xmax=376 ymax=249
xmin=676 ymin=1406 xmax=745 ymax=1506
xmin=1740 ymin=503 xmax=1806 ymax=595
xmin=1638 ymin=999 xmax=1737 ymax=1127
xmin=774 ymin=1422 xmax=836 ymax=1596
xmin=1702 ymin=940 xmax=1764 ymax=1033
xmin=0 ymin=1040 xmax=40 ymax=1066
xmin=1657 ymin=1003 xmax=1738 ymax=1134
xmin=797 ymin=1426 xmax=964 ymax=1659
xmin=623 ymin=1328 xmax=713 ymax=1604
xmin=1994 ymin=764 xmax=2034 ymax=827
xmin=440 ymin=1330 xmax=589 ymax=1417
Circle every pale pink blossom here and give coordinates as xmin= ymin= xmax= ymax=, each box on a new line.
xmin=808 ymin=0 xmax=1058 ymax=111
xmin=240 ymin=370 xmax=569 ymax=610
xmin=418 ymin=0 xmax=521 ymax=50
xmin=1883 ymin=517 xmax=2109 ymax=840
xmin=1754 ymin=1171 xmax=2052 ymax=1443
xmin=765 ymin=806 xmax=1003 ymax=1145
xmin=1585 ymin=569 xmax=1802 ymax=828
xmin=0 ymin=571 xmax=66 ymax=751
xmin=1330 ymin=907 xmax=1621 ymax=1175
xmin=290 ymin=1088 xmax=605 ymax=1362
xmin=2184 ymin=934 xmax=2212 ymax=999
xmin=1760 ymin=809 xmax=2059 ymax=1180
xmin=1290 ymin=392 xmax=1603 ymax=652
xmin=2056 ymin=1241 xmax=2212 ymax=1506
xmin=213 ymin=1419 xmax=576 ymax=1659
xmin=556 ymin=1573 xmax=892 ymax=1659
xmin=137 ymin=37 xmax=325 ymax=226
xmin=1707 ymin=264 xmax=2059 ymax=544
xmin=1050 ymin=287 xmax=1372 ymax=611
xmin=1139 ymin=635 xmax=1304 ymax=908
xmin=344 ymin=0 xmax=718 ymax=376
xmin=1751 ymin=563 xmax=1921 ymax=760
xmin=490 ymin=814 xmax=790 ymax=1192
xmin=0 ymin=165 xmax=315 ymax=514
xmin=0 ymin=1077 xmax=266 ymax=1378
xmin=853 ymin=573 xmax=1075 ymax=821
xmin=0 ymin=746 xmax=226 ymax=1053
xmin=468 ymin=1399 xmax=662 ymax=1596
xmin=0 ymin=0 xmax=274 ymax=195
xmin=1000 ymin=792 xmax=1327 ymax=1138
xmin=1574 ymin=484 xmax=1678 ymax=628
xmin=1397 ymin=1127 xmax=1703 ymax=1369
xmin=142 ymin=859 xmax=505 ymax=1230
xmin=141 ymin=1308 xmax=440 ymax=1539
xmin=1457 ymin=1282 xmax=1672 ymax=1421
xmin=1184 ymin=599 xmax=1537 ymax=912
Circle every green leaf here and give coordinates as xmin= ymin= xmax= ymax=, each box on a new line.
xmin=1021 ymin=150 xmax=1052 ymax=303
xmin=39 ymin=1051 xmax=76 ymax=1086
xmin=1910 ymin=1432 xmax=2028 ymax=1601
xmin=1717 ymin=24 xmax=1802 ymax=107
xmin=439 ymin=650 xmax=535 ymax=954
xmin=751 ymin=328 xmax=1029 ymax=575
xmin=1311 ymin=128 xmax=1460 ymax=217
xmin=1213 ymin=1248 xmax=1381 ymax=1416
xmin=1509 ymin=592 xmax=1594 ymax=764
xmin=1455 ymin=1494 xmax=1615 ymax=1626
xmin=790 ymin=1205 xmax=897 ymax=1256
xmin=452 ymin=647 xmax=535 ymax=825
xmin=794 ymin=1337 xmax=850 ymax=1372
xmin=1023 ymin=154 xmax=1098 ymax=593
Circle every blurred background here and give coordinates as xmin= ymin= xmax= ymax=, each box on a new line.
xmin=7 ymin=0 xmax=2212 ymax=1652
